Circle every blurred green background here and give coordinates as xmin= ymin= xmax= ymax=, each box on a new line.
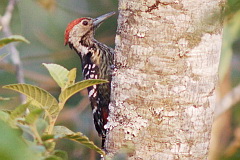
xmin=1 ymin=0 xmax=240 ymax=159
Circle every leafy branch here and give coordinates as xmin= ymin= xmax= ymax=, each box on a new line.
xmin=2 ymin=63 xmax=108 ymax=159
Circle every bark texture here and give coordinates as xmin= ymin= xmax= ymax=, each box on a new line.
xmin=106 ymin=0 xmax=225 ymax=159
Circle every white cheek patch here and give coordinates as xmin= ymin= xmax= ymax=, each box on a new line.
xmin=69 ymin=40 xmax=87 ymax=54
xmin=69 ymin=24 xmax=90 ymax=55
xmin=79 ymin=45 xmax=89 ymax=55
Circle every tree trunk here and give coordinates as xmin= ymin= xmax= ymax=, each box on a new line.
xmin=106 ymin=0 xmax=225 ymax=159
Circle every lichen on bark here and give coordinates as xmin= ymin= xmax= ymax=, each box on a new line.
xmin=106 ymin=0 xmax=225 ymax=159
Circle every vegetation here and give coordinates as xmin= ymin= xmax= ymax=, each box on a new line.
xmin=0 ymin=0 xmax=117 ymax=159
xmin=1 ymin=0 xmax=240 ymax=159
xmin=0 ymin=38 xmax=106 ymax=159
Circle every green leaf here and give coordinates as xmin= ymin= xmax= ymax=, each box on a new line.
xmin=3 ymin=84 xmax=59 ymax=115
xmin=41 ymin=134 xmax=54 ymax=141
xmin=43 ymin=141 xmax=56 ymax=152
xmin=0 ymin=35 xmax=30 ymax=48
xmin=53 ymin=150 xmax=68 ymax=160
xmin=59 ymin=79 xmax=108 ymax=104
xmin=53 ymin=126 xmax=73 ymax=136
xmin=66 ymin=68 xmax=77 ymax=87
xmin=0 ymin=53 xmax=9 ymax=61
xmin=26 ymin=141 xmax=46 ymax=157
xmin=0 ymin=120 xmax=37 ymax=160
xmin=53 ymin=126 xmax=105 ymax=156
xmin=25 ymin=109 xmax=44 ymax=124
xmin=66 ymin=133 xmax=105 ymax=155
xmin=17 ymin=124 xmax=34 ymax=140
xmin=43 ymin=63 xmax=69 ymax=88
xmin=0 ymin=111 xmax=9 ymax=122
xmin=36 ymin=118 xmax=48 ymax=136
xmin=45 ymin=155 xmax=63 ymax=160
xmin=10 ymin=102 xmax=30 ymax=120
xmin=27 ymin=99 xmax=42 ymax=111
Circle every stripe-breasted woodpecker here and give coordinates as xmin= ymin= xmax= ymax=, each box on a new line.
xmin=64 ymin=12 xmax=115 ymax=149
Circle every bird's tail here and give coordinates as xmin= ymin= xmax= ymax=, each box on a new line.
xmin=101 ymin=135 xmax=106 ymax=149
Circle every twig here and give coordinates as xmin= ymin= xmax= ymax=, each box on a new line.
xmin=0 ymin=0 xmax=26 ymax=102
xmin=214 ymin=84 xmax=240 ymax=119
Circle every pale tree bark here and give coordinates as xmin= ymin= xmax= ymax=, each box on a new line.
xmin=106 ymin=0 xmax=225 ymax=159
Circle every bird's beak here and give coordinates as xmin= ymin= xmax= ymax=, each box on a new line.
xmin=93 ymin=12 xmax=115 ymax=28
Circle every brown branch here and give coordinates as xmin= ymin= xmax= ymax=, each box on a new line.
xmin=214 ymin=84 xmax=240 ymax=119
xmin=223 ymin=127 xmax=240 ymax=157
xmin=0 ymin=0 xmax=25 ymax=102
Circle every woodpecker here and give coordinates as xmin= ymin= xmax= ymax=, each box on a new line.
xmin=64 ymin=12 xmax=115 ymax=149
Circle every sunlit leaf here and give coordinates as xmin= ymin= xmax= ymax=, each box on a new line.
xmin=3 ymin=84 xmax=58 ymax=115
xmin=43 ymin=63 xmax=69 ymax=88
xmin=59 ymin=79 xmax=108 ymax=104
xmin=53 ymin=126 xmax=105 ymax=155
xmin=0 ymin=35 xmax=30 ymax=48
xmin=26 ymin=98 xmax=42 ymax=111
xmin=66 ymin=68 xmax=77 ymax=87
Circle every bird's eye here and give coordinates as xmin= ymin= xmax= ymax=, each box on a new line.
xmin=82 ymin=21 xmax=88 ymax=26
